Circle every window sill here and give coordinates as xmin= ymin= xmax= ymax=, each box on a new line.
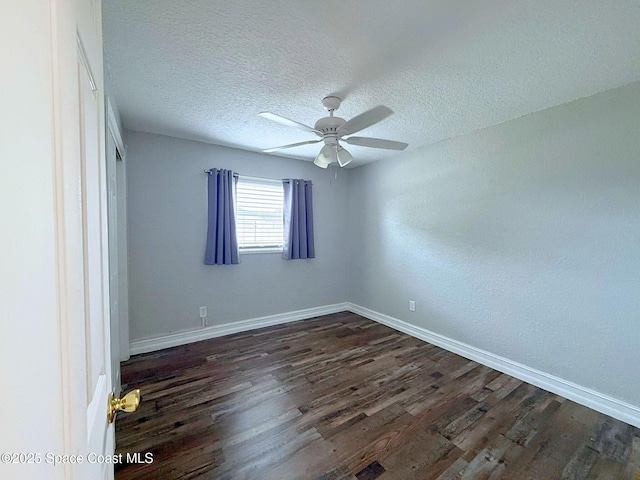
xmin=239 ymin=248 xmax=283 ymax=255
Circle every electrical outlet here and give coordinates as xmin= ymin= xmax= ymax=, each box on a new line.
xmin=409 ymin=300 xmax=415 ymax=312
xmin=199 ymin=306 xmax=208 ymax=328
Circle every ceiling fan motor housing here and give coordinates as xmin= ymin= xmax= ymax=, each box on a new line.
xmin=317 ymin=96 xmax=346 ymax=143
xmin=314 ymin=116 xmax=346 ymax=138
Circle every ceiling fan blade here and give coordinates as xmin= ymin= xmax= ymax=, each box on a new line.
xmin=262 ymin=139 xmax=322 ymax=153
xmin=337 ymin=105 xmax=394 ymax=137
xmin=259 ymin=112 xmax=323 ymax=137
xmin=343 ymin=136 xmax=408 ymax=150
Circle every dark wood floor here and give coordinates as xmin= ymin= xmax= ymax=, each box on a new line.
xmin=115 ymin=312 xmax=640 ymax=479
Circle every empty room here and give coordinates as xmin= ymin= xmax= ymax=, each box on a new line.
xmin=3 ymin=1 xmax=640 ymax=479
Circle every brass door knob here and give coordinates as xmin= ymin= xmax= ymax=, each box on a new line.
xmin=107 ymin=389 xmax=140 ymax=423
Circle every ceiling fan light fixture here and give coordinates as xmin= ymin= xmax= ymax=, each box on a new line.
xmin=314 ymin=144 xmax=333 ymax=168
xmin=313 ymin=155 xmax=330 ymax=169
xmin=322 ymin=143 xmax=338 ymax=160
xmin=336 ymin=146 xmax=353 ymax=167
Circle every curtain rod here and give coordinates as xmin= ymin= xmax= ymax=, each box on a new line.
xmin=204 ymin=169 xmax=239 ymax=177
xmin=203 ymin=170 xmax=309 ymax=184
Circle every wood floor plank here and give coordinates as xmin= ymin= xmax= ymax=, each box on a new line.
xmin=115 ymin=312 xmax=638 ymax=479
xmin=377 ymin=429 xmax=461 ymax=480
xmin=260 ymin=438 xmax=343 ymax=480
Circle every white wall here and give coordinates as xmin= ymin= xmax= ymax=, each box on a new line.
xmin=348 ymin=81 xmax=640 ymax=407
xmin=126 ymin=131 xmax=350 ymax=341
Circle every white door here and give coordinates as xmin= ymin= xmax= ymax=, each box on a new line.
xmin=78 ymin=39 xmax=115 ymax=479
xmin=64 ymin=1 xmax=121 ymax=478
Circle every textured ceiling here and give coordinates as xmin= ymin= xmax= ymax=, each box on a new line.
xmin=103 ymin=0 xmax=640 ymax=168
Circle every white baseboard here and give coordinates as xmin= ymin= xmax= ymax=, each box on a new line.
xmin=129 ymin=303 xmax=349 ymax=355
xmin=347 ymin=303 xmax=640 ymax=429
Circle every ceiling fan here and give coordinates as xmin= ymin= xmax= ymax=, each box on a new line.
xmin=259 ymin=96 xmax=408 ymax=168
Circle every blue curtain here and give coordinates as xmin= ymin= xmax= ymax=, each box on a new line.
xmin=204 ymin=169 xmax=239 ymax=265
xmin=283 ymin=179 xmax=315 ymax=260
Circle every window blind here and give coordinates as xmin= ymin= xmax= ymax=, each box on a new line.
xmin=236 ymin=177 xmax=284 ymax=250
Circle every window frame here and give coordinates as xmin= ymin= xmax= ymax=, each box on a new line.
xmin=235 ymin=175 xmax=284 ymax=254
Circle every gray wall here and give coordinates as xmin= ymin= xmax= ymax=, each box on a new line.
xmin=126 ymin=131 xmax=350 ymax=340
xmin=348 ymin=81 xmax=640 ymax=406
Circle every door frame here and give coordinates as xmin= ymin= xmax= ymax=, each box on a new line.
xmin=106 ymin=98 xmax=130 ymax=367
xmin=106 ymin=96 xmax=129 ymax=391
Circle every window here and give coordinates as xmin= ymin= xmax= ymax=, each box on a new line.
xmin=236 ymin=176 xmax=284 ymax=252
